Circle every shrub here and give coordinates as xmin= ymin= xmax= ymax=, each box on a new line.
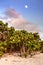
xmin=0 ymin=51 xmax=4 ymax=57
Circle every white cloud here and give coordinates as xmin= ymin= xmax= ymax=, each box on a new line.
xmin=0 ymin=8 xmax=42 ymax=33
xmin=39 ymin=32 xmax=43 ymax=40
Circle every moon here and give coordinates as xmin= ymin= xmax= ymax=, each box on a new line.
xmin=25 ymin=5 xmax=28 ymax=8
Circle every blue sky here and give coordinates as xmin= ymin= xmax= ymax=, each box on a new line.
xmin=0 ymin=0 xmax=43 ymax=32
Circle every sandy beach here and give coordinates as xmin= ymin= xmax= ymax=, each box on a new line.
xmin=0 ymin=53 xmax=43 ymax=65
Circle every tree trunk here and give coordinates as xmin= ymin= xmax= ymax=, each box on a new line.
xmin=20 ymin=44 xmax=25 ymax=56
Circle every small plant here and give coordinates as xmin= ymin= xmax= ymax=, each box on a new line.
xmin=40 ymin=41 xmax=43 ymax=53
xmin=22 ymin=52 xmax=27 ymax=58
xmin=0 ymin=51 xmax=4 ymax=57
xmin=40 ymin=45 xmax=43 ymax=53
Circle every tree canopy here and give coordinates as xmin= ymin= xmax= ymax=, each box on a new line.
xmin=0 ymin=20 xmax=43 ymax=57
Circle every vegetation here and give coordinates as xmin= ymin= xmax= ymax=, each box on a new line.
xmin=0 ymin=20 xmax=43 ymax=57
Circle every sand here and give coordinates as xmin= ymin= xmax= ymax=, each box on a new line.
xmin=0 ymin=53 xmax=43 ymax=65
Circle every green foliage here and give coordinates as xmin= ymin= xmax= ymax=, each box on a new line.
xmin=0 ymin=51 xmax=4 ymax=57
xmin=0 ymin=20 xmax=42 ymax=57
xmin=22 ymin=52 xmax=27 ymax=58
xmin=40 ymin=41 xmax=43 ymax=53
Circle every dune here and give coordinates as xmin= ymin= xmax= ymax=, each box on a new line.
xmin=0 ymin=53 xmax=43 ymax=65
